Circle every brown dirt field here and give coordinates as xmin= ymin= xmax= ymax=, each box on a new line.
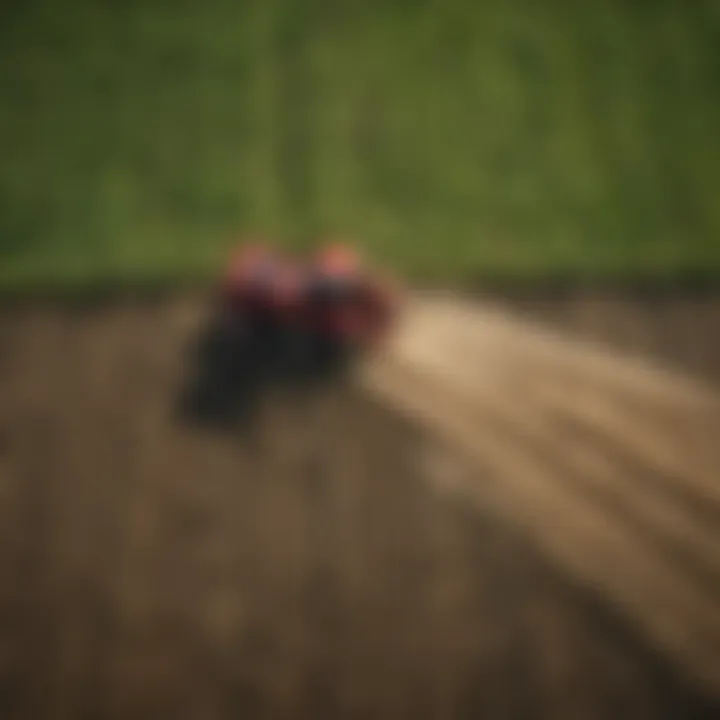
xmin=0 ymin=295 xmax=718 ymax=720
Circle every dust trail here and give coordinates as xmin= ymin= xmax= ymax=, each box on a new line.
xmin=363 ymin=294 xmax=720 ymax=696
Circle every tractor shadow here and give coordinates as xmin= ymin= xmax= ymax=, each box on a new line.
xmin=176 ymin=310 xmax=353 ymax=433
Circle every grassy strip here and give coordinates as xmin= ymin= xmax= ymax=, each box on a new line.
xmin=1 ymin=0 xmax=719 ymax=287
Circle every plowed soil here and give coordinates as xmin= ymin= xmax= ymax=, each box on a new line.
xmin=0 ymin=294 xmax=718 ymax=720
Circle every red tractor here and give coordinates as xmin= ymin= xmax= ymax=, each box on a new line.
xmin=219 ymin=239 xmax=400 ymax=352
xmin=181 ymin=238 xmax=400 ymax=427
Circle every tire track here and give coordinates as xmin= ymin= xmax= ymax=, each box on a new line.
xmin=273 ymin=0 xmax=321 ymax=241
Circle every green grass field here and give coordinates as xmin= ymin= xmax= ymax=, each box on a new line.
xmin=1 ymin=0 xmax=719 ymax=289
